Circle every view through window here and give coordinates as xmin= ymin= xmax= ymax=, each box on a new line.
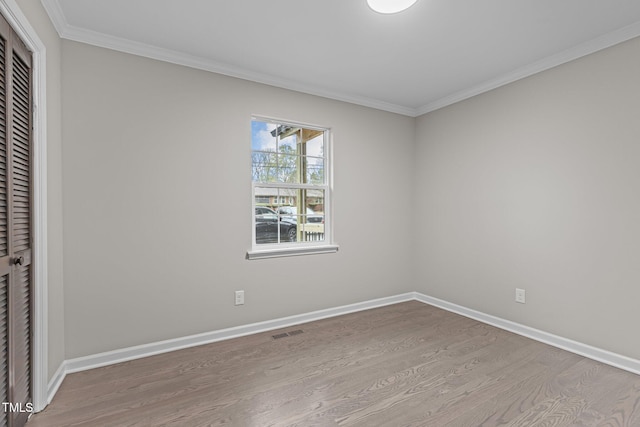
xmin=251 ymin=118 xmax=329 ymax=248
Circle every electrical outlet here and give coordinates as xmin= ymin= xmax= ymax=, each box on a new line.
xmin=235 ymin=290 xmax=245 ymax=306
xmin=515 ymin=288 xmax=526 ymax=304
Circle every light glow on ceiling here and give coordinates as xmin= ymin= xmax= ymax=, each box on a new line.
xmin=367 ymin=0 xmax=418 ymax=14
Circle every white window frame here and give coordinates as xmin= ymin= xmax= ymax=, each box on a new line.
xmin=247 ymin=116 xmax=338 ymax=260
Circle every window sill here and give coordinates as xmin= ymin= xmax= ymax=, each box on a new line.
xmin=247 ymin=244 xmax=339 ymax=260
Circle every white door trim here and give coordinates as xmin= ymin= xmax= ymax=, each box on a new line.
xmin=0 ymin=0 xmax=48 ymax=412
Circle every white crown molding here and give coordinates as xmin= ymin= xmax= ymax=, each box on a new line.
xmin=40 ymin=1 xmax=640 ymax=118
xmin=39 ymin=0 xmax=67 ymax=36
xmin=66 ymin=24 xmax=418 ymax=117
xmin=40 ymin=0 xmax=640 ymax=118
xmin=416 ymin=20 xmax=640 ymax=116
xmin=39 ymin=0 xmax=416 ymax=117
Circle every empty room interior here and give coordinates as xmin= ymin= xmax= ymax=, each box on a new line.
xmin=1 ymin=0 xmax=640 ymax=425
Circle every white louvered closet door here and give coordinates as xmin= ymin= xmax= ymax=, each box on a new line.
xmin=0 ymin=12 xmax=33 ymax=427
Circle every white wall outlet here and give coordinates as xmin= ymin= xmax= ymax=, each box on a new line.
xmin=515 ymin=288 xmax=526 ymax=304
xmin=235 ymin=290 xmax=245 ymax=306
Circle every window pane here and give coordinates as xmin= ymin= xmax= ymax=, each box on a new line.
xmin=254 ymin=187 xmax=326 ymax=244
xmin=305 ymin=157 xmax=324 ymax=184
xmin=301 ymin=190 xmax=325 ymax=242
xmin=279 ymin=132 xmax=298 ymax=155
xmin=252 ymin=151 xmax=278 ymax=182
xmin=277 ymin=129 xmax=298 ymax=183
xmin=278 ymin=154 xmax=299 ymax=183
xmin=274 ymin=188 xmax=296 ymax=217
xmin=251 ymin=120 xmax=277 ymax=152
xmin=306 ymin=134 xmax=324 ymax=158
xmin=254 ymin=190 xmax=279 ymax=244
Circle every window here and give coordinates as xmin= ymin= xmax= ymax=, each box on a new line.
xmin=248 ymin=117 xmax=338 ymax=259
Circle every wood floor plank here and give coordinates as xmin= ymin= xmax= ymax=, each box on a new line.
xmin=503 ymin=396 xmax=589 ymax=427
xmin=27 ymin=301 xmax=640 ymax=426
xmin=445 ymin=350 xmax=584 ymax=426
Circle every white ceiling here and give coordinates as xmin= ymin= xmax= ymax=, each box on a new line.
xmin=42 ymin=0 xmax=640 ymax=116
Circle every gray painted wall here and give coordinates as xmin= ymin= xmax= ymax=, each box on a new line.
xmin=61 ymin=41 xmax=416 ymax=358
xmin=414 ymin=36 xmax=640 ymax=360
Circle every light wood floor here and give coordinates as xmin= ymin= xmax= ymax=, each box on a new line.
xmin=28 ymin=301 xmax=640 ymax=426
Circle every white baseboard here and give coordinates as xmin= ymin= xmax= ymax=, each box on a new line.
xmin=414 ymin=292 xmax=640 ymax=376
xmin=47 ymin=361 xmax=67 ymax=404
xmin=47 ymin=291 xmax=640 ymax=408
xmin=64 ymin=292 xmax=415 ymax=374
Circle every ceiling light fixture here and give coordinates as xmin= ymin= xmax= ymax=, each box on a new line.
xmin=367 ymin=0 xmax=418 ymax=14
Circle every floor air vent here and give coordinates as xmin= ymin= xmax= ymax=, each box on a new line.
xmin=272 ymin=329 xmax=304 ymax=339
